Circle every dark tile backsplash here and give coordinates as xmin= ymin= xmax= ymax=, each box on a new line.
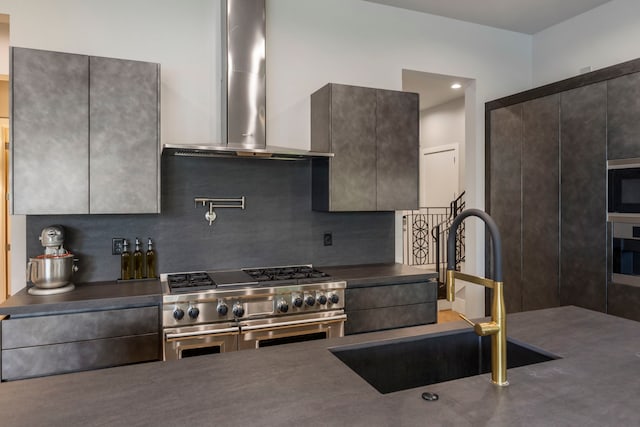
xmin=27 ymin=156 xmax=395 ymax=282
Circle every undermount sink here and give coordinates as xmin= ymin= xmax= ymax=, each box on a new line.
xmin=330 ymin=330 xmax=559 ymax=394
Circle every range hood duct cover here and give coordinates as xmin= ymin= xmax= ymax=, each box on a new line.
xmin=162 ymin=0 xmax=333 ymax=160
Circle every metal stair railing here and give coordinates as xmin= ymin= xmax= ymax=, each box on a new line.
xmin=402 ymin=192 xmax=465 ymax=299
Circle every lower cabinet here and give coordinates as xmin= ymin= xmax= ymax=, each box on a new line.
xmin=1 ymin=306 xmax=160 ymax=381
xmin=345 ymin=281 xmax=437 ymax=335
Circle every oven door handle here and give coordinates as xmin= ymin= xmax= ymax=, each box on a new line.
xmin=240 ymin=314 xmax=347 ymax=332
xmin=165 ymin=327 xmax=239 ymax=340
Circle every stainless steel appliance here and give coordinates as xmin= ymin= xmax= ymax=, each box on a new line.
xmin=161 ymin=0 xmax=333 ymax=160
xmin=611 ymin=222 xmax=640 ymax=287
xmin=161 ymin=265 xmax=346 ymax=360
xmin=608 ymin=158 xmax=640 ymax=221
xmin=27 ymin=226 xmax=78 ymax=296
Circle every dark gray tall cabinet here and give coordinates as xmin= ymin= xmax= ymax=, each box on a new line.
xmin=11 ymin=47 xmax=160 ymax=214
xmin=488 ymin=95 xmax=561 ymax=313
xmin=489 ymin=105 xmax=523 ymax=312
xmin=488 ymin=79 xmax=609 ymax=314
xmin=311 ymin=83 xmax=418 ymax=212
xmin=608 ymin=72 xmax=640 ymax=160
xmin=560 ymin=83 xmax=607 ymax=312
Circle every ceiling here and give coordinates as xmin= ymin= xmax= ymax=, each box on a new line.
xmin=364 ymin=0 xmax=612 ymax=34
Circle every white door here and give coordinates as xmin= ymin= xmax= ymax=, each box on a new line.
xmin=420 ymin=144 xmax=459 ymax=208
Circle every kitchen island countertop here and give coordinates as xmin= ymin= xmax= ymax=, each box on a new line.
xmin=0 ymin=306 xmax=638 ymax=426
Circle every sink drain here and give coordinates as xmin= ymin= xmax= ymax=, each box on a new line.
xmin=421 ymin=391 xmax=439 ymax=401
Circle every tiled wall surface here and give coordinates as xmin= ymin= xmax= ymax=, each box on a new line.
xmin=27 ymin=156 xmax=395 ymax=282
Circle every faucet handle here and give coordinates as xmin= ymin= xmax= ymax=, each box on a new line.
xmin=459 ymin=313 xmax=501 ymax=337
xmin=458 ymin=313 xmax=475 ymax=327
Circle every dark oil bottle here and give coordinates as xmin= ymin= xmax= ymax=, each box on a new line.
xmin=133 ymin=237 xmax=144 ymax=279
xmin=146 ymin=237 xmax=156 ymax=279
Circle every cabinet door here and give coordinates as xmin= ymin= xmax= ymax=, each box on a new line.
xmin=488 ymin=104 xmax=523 ymax=313
xmin=560 ymin=83 xmax=607 ymax=312
xmin=89 ymin=57 xmax=159 ymax=213
xmin=11 ymin=47 xmax=89 ymax=214
xmin=376 ymin=90 xmax=419 ymax=211
xmin=522 ymin=95 xmax=560 ymax=311
xmin=329 ymin=84 xmax=377 ymax=211
xmin=607 ymin=72 xmax=640 ymax=160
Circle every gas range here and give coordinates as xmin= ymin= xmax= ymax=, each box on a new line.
xmin=161 ymin=265 xmax=346 ymax=359
xmin=161 ymin=264 xmax=345 ymax=328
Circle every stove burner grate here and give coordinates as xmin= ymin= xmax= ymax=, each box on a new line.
xmin=243 ymin=265 xmax=330 ymax=282
xmin=168 ymin=272 xmax=215 ymax=293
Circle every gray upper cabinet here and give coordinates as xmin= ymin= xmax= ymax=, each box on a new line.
xmin=607 ymin=72 xmax=640 ymax=160
xmin=376 ymin=89 xmax=419 ymax=211
xmin=12 ymin=48 xmax=90 ymax=214
xmin=311 ymin=83 xmax=418 ymax=212
xmin=11 ymin=47 xmax=160 ymax=214
xmin=90 ymin=57 xmax=159 ymax=213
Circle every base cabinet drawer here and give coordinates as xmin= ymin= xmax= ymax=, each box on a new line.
xmin=345 ymin=302 xmax=436 ymax=335
xmin=2 ymin=333 xmax=159 ymax=381
xmin=346 ymin=281 xmax=436 ymax=310
xmin=0 ymin=305 xmax=161 ymax=381
xmin=345 ymin=281 xmax=437 ymax=335
xmin=2 ymin=306 xmax=159 ymax=348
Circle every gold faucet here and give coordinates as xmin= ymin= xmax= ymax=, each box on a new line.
xmin=445 ymin=209 xmax=508 ymax=386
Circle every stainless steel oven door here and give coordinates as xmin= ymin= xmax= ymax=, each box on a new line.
xmin=163 ymin=322 xmax=239 ymax=360
xmin=238 ymin=311 xmax=346 ymax=351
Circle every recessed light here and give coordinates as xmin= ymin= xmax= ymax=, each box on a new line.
xmin=451 ymin=83 xmax=462 ymax=90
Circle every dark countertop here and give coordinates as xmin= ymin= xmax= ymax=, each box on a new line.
xmin=321 ymin=263 xmax=438 ymax=287
xmin=1 ymin=306 xmax=638 ymax=426
xmin=0 ymin=280 xmax=162 ymax=317
xmin=0 ymin=263 xmax=434 ymax=316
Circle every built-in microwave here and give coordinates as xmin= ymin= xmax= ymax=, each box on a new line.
xmin=608 ymin=158 xmax=640 ymax=220
xmin=611 ymin=222 xmax=640 ymax=287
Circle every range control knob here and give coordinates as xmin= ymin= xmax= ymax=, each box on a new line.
xmin=277 ymin=299 xmax=289 ymax=313
xmin=305 ymin=295 xmax=316 ymax=307
xmin=317 ymin=294 xmax=328 ymax=305
xmin=293 ymin=295 xmax=303 ymax=308
xmin=232 ymin=303 xmax=245 ymax=318
xmin=328 ymin=293 xmax=340 ymax=304
xmin=217 ymin=302 xmax=228 ymax=316
xmin=173 ymin=307 xmax=185 ymax=320
xmin=188 ymin=306 xmax=200 ymax=319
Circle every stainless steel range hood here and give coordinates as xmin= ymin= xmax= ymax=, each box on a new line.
xmin=162 ymin=0 xmax=333 ymax=160
xmin=162 ymin=143 xmax=333 ymax=160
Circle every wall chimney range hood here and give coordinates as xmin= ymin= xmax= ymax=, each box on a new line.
xmin=162 ymin=0 xmax=333 ymax=160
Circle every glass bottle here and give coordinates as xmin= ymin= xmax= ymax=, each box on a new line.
xmin=133 ymin=237 xmax=144 ymax=279
xmin=146 ymin=237 xmax=156 ymax=279
xmin=121 ymin=239 xmax=131 ymax=280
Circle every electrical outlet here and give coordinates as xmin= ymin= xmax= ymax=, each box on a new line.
xmin=323 ymin=232 xmax=333 ymax=246
xmin=112 ymin=238 xmax=125 ymax=255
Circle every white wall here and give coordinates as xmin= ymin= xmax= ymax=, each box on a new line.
xmin=420 ymin=97 xmax=465 ymax=149
xmin=533 ymin=0 xmax=640 ymax=86
xmin=420 ymin=96 xmax=465 ymax=193
xmin=0 ymin=0 xmax=220 ymax=294
xmin=266 ymin=0 xmax=531 ymax=317
xmin=0 ymin=0 xmax=533 ymax=316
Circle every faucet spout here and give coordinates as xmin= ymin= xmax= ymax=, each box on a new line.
xmin=445 ymin=208 xmax=508 ymax=386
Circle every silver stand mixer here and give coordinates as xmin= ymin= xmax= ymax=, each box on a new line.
xmin=27 ymin=225 xmax=78 ymax=296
